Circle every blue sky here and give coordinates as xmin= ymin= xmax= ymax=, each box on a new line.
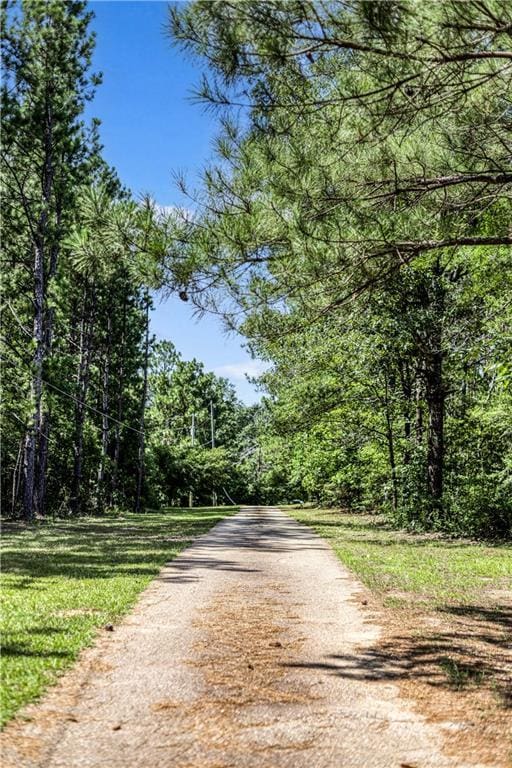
xmin=87 ymin=1 xmax=265 ymax=403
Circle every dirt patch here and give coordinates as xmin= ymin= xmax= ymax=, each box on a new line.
xmin=150 ymin=585 xmax=317 ymax=765
xmin=372 ymin=598 xmax=512 ymax=766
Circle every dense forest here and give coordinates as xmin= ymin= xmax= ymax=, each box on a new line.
xmin=168 ymin=0 xmax=512 ymax=536
xmin=2 ymin=0 xmax=511 ymax=537
xmin=0 ymin=0 xmax=256 ymax=519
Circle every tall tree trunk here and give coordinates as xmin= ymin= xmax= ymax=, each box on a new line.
xmin=425 ymin=350 xmax=444 ymax=504
xmin=35 ymin=207 xmax=61 ymax=517
xmin=384 ymin=375 xmax=399 ymax=511
xmin=399 ymin=359 xmax=413 ymax=465
xmin=70 ymin=317 xmax=86 ymax=515
xmin=70 ymin=287 xmax=93 ymax=515
xmin=22 ymin=241 xmax=45 ymax=520
xmin=36 ymin=411 xmax=50 ymax=516
xmin=96 ymin=313 xmax=111 ymax=508
xmin=424 ymin=266 xmax=445 ymax=507
xmin=22 ymin=90 xmax=54 ymax=520
xmin=70 ymin=401 xmax=86 ymax=515
xmin=109 ymin=295 xmax=127 ymax=507
xmin=135 ymin=293 xmax=150 ymax=514
xmin=415 ymin=374 xmax=424 ymax=444
xmin=11 ymin=438 xmax=24 ymax=517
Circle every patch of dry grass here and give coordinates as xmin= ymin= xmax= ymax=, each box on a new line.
xmin=287 ymin=507 xmax=512 ymax=766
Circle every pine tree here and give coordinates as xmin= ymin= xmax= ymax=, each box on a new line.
xmin=1 ymin=0 xmax=100 ymax=518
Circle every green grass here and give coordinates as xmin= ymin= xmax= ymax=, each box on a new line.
xmin=439 ymin=657 xmax=486 ymax=690
xmin=286 ymin=508 xmax=512 ymax=709
xmin=0 ymin=507 xmax=237 ymax=727
xmin=286 ymin=507 xmax=512 ymax=607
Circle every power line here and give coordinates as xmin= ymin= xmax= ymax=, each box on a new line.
xmin=1 ymin=349 xmax=146 ymax=436
xmin=4 ymin=346 xmax=252 ymax=450
xmin=222 ymin=486 xmax=237 ymax=505
xmin=4 ymin=409 xmax=47 ymax=437
xmin=42 ymin=379 xmax=145 ymax=435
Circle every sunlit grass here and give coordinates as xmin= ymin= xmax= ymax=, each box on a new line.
xmin=286 ymin=508 xmax=512 ymax=606
xmin=0 ymin=507 xmax=237 ymax=726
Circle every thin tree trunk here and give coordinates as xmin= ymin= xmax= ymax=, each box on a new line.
xmin=110 ymin=406 xmax=122 ymax=506
xmin=36 ymin=412 xmax=50 ymax=516
xmin=70 ymin=287 xmax=93 ymax=515
xmin=22 ymin=90 xmax=54 ymax=520
xmin=22 ymin=241 xmax=45 ymax=520
xmin=424 ymin=265 xmax=445 ymax=506
xmin=425 ymin=350 xmax=444 ymax=503
xmin=135 ymin=293 xmax=150 ymax=514
xmin=70 ymin=316 xmax=87 ymax=515
xmin=399 ymin=359 xmax=413 ymax=465
xmin=35 ymin=206 xmax=61 ymax=517
xmin=415 ymin=375 xmax=424 ymax=444
xmin=384 ymin=376 xmax=399 ymax=511
xmin=70 ymin=408 xmax=85 ymax=515
xmin=11 ymin=438 xmax=24 ymax=516
xmin=110 ymin=296 xmax=127 ymax=507
xmin=96 ymin=313 xmax=111 ymax=508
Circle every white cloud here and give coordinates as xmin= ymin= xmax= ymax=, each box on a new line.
xmin=155 ymin=203 xmax=195 ymax=222
xmin=214 ymin=360 xmax=269 ymax=381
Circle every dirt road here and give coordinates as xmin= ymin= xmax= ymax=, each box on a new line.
xmin=1 ymin=507 xmax=484 ymax=767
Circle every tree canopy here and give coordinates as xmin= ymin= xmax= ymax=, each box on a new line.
xmin=2 ymin=0 xmax=511 ymax=537
xmin=1 ymin=0 xmax=258 ymax=519
xmin=168 ymin=0 xmax=512 ymax=535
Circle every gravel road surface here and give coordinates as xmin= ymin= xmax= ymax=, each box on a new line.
xmin=1 ymin=507 xmax=483 ymax=768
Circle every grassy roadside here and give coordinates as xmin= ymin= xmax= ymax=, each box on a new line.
xmin=285 ymin=507 xmax=511 ymax=607
xmin=286 ymin=506 xmax=512 ymax=765
xmin=0 ymin=507 xmax=237 ymax=727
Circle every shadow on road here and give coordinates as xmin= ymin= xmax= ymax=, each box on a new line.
xmin=284 ymin=602 xmax=511 ymax=701
xmin=158 ymin=508 xmax=326 ymax=583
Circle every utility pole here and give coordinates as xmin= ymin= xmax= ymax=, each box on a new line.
xmin=210 ymin=401 xmax=217 ymax=507
xmin=191 ymin=412 xmax=196 ymax=445
xmin=189 ymin=413 xmax=195 ymax=508
xmin=135 ymin=292 xmax=150 ymax=515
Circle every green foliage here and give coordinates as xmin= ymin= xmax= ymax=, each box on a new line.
xmin=439 ymin=658 xmax=486 ymax=690
xmin=2 ymin=1 xmax=245 ymax=520
xmin=145 ymin=341 xmax=260 ymax=506
xmin=169 ymin=0 xmax=512 ymax=537
xmin=2 ymin=1 xmax=511 ymax=535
